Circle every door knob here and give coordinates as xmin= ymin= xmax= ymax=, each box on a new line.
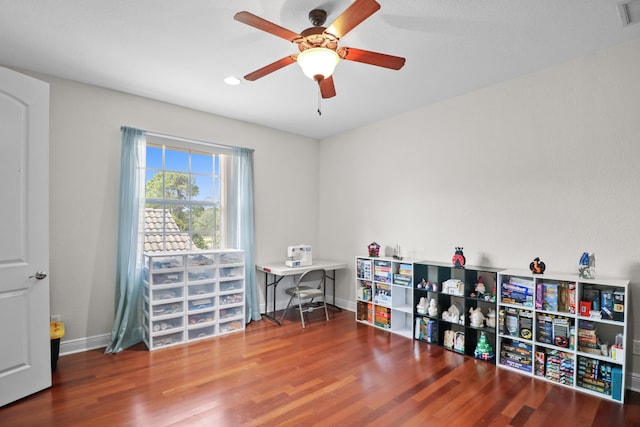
xmin=29 ymin=271 xmax=47 ymax=280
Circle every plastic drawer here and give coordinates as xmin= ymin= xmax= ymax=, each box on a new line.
xmin=148 ymin=256 xmax=183 ymax=270
xmin=187 ymin=267 xmax=216 ymax=282
xmin=188 ymin=325 xmax=215 ymax=341
xmin=188 ymin=312 xmax=215 ymax=326
xmin=219 ymin=292 xmax=243 ymax=306
xmin=149 ymin=301 xmax=183 ymax=316
xmin=219 ymin=319 xmax=244 ymax=334
xmin=188 ymin=283 xmax=215 ymax=296
xmin=219 ymin=252 xmax=244 ymax=265
xmin=151 ymin=316 xmax=183 ymax=333
xmin=219 ymin=266 xmax=243 ymax=279
xmin=219 ymin=280 xmax=243 ymax=293
xmin=149 ymin=286 xmax=183 ymax=301
xmin=151 ymin=331 xmax=184 ymax=348
xmin=220 ymin=307 xmax=243 ymax=319
xmin=187 ymin=253 xmax=215 ymax=267
xmin=188 ymin=297 xmax=215 ymax=311
xmin=151 ymin=271 xmax=184 ymax=286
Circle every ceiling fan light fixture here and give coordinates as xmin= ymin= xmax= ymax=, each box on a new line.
xmin=297 ymin=47 xmax=340 ymax=81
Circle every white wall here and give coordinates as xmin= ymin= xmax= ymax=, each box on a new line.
xmin=318 ymin=39 xmax=640 ymax=379
xmin=22 ymin=72 xmax=319 ymax=343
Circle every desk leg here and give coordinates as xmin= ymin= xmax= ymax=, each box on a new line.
xmin=325 ymin=269 xmax=341 ymax=312
xmin=262 ymin=272 xmax=283 ymax=325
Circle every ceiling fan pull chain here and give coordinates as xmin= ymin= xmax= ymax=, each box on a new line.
xmin=317 ymin=85 xmax=322 ymax=116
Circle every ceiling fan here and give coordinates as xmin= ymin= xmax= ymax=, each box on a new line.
xmin=234 ymin=0 xmax=406 ymax=99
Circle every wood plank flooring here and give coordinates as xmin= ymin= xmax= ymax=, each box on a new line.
xmin=1 ymin=309 xmax=639 ymax=426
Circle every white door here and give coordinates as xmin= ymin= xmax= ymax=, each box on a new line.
xmin=0 ymin=67 xmax=51 ymax=407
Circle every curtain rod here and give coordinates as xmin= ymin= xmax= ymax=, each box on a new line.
xmin=120 ymin=126 xmax=254 ymax=152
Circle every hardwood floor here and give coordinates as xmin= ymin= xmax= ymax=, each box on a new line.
xmin=2 ymin=309 xmax=639 ymax=426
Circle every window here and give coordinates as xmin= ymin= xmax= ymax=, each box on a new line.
xmin=143 ymin=137 xmax=226 ymax=252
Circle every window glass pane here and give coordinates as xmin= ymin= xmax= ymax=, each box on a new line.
xmin=166 ymin=204 xmax=189 ymax=232
xmin=212 ymin=176 xmax=220 ymax=204
xmin=145 ymin=171 xmax=163 ymax=199
xmin=192 ymin=206 xmax=214 ymax=232
xmin=163 ymin=172 xmax=191 ymax=200
xmin=165 ymin=147 xmax=189 ymax=172
xmin=192 ymin=175 xmax=212 ymax=202
xmin=214 ymin=156 xmax=220 ymax=178
xmin=192 ymin=152 xmax=213 ymax=175
xmin=143 ymin=141 xmax=223 ymax=253
xmin=146 ymin=145 xmax=163 ymax=169
xmin=192 ymin=232 xmax=216 ymax=250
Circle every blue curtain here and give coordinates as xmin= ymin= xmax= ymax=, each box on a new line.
xmin=105 ymin=127 xmax=146 ymax=353
xmin=229 ymin=147 xmax=260 ymax=322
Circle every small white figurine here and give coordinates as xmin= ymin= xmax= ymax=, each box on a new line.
xmin=427 ymin=298 xmax=438 ymax=317
xmin=442 ymin=302 xmax=461 ymax=323
xmin=485 ymin=308 xmax=496 ymax=328
xmin=416 ymin=297 xmax=428 ymax=315
xmin=469 ymin=307 xmax=486 ymax=328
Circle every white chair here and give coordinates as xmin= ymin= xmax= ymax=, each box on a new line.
xmin=280 ymin=269 xmax=329 ymax=328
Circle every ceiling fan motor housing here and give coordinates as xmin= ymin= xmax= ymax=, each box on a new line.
xmin=308 ymin=9 xmax=327 ymax=26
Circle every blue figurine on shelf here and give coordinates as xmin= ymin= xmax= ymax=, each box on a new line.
xmin=578 ymin=252 xmax=596 ymax=279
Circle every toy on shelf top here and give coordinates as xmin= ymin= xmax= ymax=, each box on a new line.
xmin=368 ymin=242 xmax=380 ymax=257
xmin=452 ymin=247 xmax=466 ymax=268
xmin=529 ymin=257 xmax=546 ymax=274
xmin=393 ymin=244 xmax=403 ymax=260
xmin=578 ymin=252 xmax=596 ymax=279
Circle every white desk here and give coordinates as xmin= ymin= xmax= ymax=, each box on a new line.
xmin=255 ymin=260 xmax=348 ymax=325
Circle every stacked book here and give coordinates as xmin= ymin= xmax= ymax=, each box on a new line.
xmin=577 ymin=320 xmax=601 ymax=355
xmin=577 ymin=356 xmax=612 ymax=396
xmin=500 ymin=338 xmax=533 ymax=373
xmin=374 ymin=306 xmax=391 ymax=328
xmin=393 ymin=263 xmax=412 ymax=286
xmin=373 ymin=260 xmax=392 ymax=283
xmin=545 ymin=350 xmax=574 ymax=385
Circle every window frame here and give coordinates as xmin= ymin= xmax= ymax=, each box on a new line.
xmin=143 ymin=134 xmax=229 ymax=252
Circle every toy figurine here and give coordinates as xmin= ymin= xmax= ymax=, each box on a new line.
xmin=485 ymin=308 xmax=496 ymax=328
xmin=578 ymin=252 xmax=596 ymax=279
xmin=469 ymin=307 xmax=486 ymax=328
xmin=474 ymin=332 xmax=495 ymax=361
xmin=529 ymin=257 xmax=546 ymax=274
xmin=427 ymin=298 xmax=438 ymax=317
xmin=368 ymin=242 xmax=380 ymax=257
xmin=393 ymin=244 xmax=403 ymax=260
xmin=452 ymin=247 xmax=466 ymax=268
xmin=470 ymin=276 xmax=486 ymax=298
xmin=416 ymin=297 xmax=428 ymax=315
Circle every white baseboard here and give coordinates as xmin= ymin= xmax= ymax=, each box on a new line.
xmin=630 ymin=372 xmax=640 ymax=394
xmin=59 ymin=333 xmax=110 ymax=356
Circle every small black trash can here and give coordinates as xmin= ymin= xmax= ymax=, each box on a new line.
xmin=51 ymin=338 xmax=60 ymax=372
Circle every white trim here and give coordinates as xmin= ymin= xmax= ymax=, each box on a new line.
xmin=59 ymin=333 xmax=111 ymax=356
xmin=630 ymin=372 xmax=640 ymax=393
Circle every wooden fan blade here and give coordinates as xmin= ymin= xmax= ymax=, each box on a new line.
xmin=244 ymin=55 xmax=297 ymax=81
xmin=234 ymin=11 xmax=301 ymax=42
xmin=339 ymin=47 xmax=406 ymax=70
xmin=325 ymin=0 xmax=381 ymax=39
xmin=319 ymin=76 xmax=336 ymax=99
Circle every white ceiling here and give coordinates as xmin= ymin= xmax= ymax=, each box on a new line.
xmin=1 ymin=0 xmax=640 ymax=139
